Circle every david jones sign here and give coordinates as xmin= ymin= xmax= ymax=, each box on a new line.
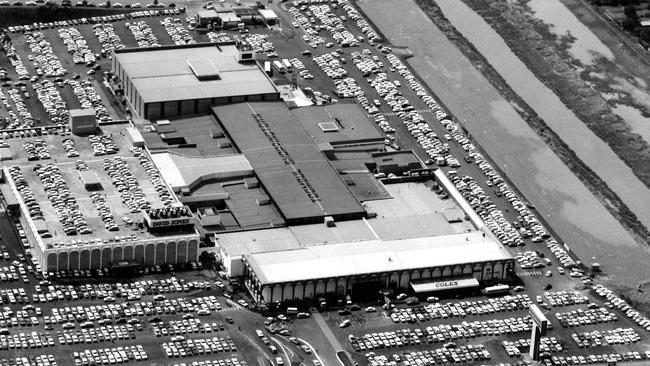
xmin=151 ymin=218 xmax=191 ymax=227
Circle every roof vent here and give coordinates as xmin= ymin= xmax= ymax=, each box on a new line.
xmin=187 ymin=58 xmax=221 ymax=81
xmin=319 ymin=122 xmax=339 ymax=132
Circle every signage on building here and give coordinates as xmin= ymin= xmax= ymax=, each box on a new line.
xmin=410 ymin=277 xmax=479 ymax=293
xmin=150 ymin=218 xmax=192 ymax=227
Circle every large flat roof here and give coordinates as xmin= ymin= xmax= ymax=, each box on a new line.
xmin=1 ymin=125 xmax=186 ymax=246
xmin=151 ymin=153 xmax=252 ymax=192
xmin=141 ymin=115 xmax=236 ymax=157
xmin=212 ymin=102 xmax=366 ymax=223
xmin=291 ymin=104 xmax=384 ymax=146
xmin=114 ymin=44 xmax=278 ymax=103
xmin=246 ymin=232 xmax=513 ymax=285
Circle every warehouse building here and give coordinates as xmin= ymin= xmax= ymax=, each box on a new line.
xmin=212 ymin=102 xmax=367 ymax=225
xmin=0 ymin=124 xmax=202 ymax=273
xmin=215 ymin=168 xmax=514 ymax=305
xmin=242 ymin=233 xmax=513 ymax=304
xmin=111 ymin=43 xmax=279 ymax=120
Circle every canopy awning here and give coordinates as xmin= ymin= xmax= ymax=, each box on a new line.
xmin=411 ymin=276 xmax=479 ymax=293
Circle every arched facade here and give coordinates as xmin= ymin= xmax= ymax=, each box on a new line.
xmin=69 ymin=251 xmax=79 ymax=270
xmin=245 ymin=259 xmax=515 ymax=305
xmin=80 ymin=250 xmax=90 ymax=270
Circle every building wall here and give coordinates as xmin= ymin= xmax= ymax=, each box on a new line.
xmin=242 ymin=258 xmax=514 ymax=304
xmin=45 ymin=237 xmax=200 ymax=272
xmin=146 ymin=102 xmax=163 ymax=121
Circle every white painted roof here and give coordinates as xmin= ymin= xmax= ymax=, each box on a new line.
xmin=246 ymin=231 xmax=512 ymax=285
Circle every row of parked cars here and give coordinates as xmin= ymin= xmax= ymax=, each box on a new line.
xmin=22 ymin=140 xmax=50 ymax=161
xmin=8 ymin=167 xmax=42 ymax=219
xmin=447 ymin=171 xmax=523 ymax=247
xmin=72 ymin=345 xmax=148 ymax=365
xmin=4 ymin=45 xmax=30 ymax=82
xmin=69 ymin=80 xmax=112 ymax=122
xmin=0 ymin=332 xmax=54 ymax=350
xmin=3 ymin=88 xmax=35 ymax=130
xmin=543 ymin=351 xmax=650 ymax=366
xmin=127 ymin=21 xmax=161 ymax=48
xmin=57 ymin=324 xmax=136 ymax=345
xmin=88 ymin=191 xmax=119 ymax=232
xmin=545 ymin=238 xmax=577 ymax=268
xmin=502 ymin=337 xmax=564 ymax=357
xmin=207 ymin=32 xmax=234 ymax=43
xmin=593 ymin=284 xmax=650 ymax=331
xmin=59 ymin=27 xmax=96 ymax=66
xmin=24 ymin=32 xmax=67 ymax=78
xmin=350 ymin=316 xmax=534 ymax=352
xmin=310 ymin=4 xmax=360 ymax=47
xmin=289 ymin=58 xmax=314 ymax=79
xmin=313 ymin=52 xmax=348 ymax=80
xmin=288 ymin=6 xmax=325 ymax=48
xmin=342 ymin=3 xmax=381 ymax=43
xmin=243 ymin=33 xmax=275 ymax=56
xmin=0 ymin=125 xmax=68 ymax=139
xmin=390 ymin=294 xmax=532 ymax=323
xmin=162 ymin=336 xmax=237 ymax=358
xmin=91 ymin=23 xmax=124 ymax=57
xmin=103 ymin=157 xmax=150 ymax=213
xmin=150 ymin=318 xmax=222 ymax=337
xmin=365 ymin=344 xmax=491 ymax=366
xmin=554 ymin=307 xmax=618 ymax=328
xmin=35 ymin=163 xmax=91 ymax=235
xmin=571 ymin=328 xmax=640 ymax=348
xmin=30 ymin=278 xmax=212 ymax=307
xmin=33 ymin=80 xmax=69 ymax=126
xmin=514 ymin=251 xmax=546 ymax=269
xmin=4 ymin=8 xmax=183 ymax=34
xmin=171 ymin=357 xmax=248 ymax=366
xmin=161 ymin=17 xmax=195 ymax=45
xmin=0 ymin=355 xmax=56 ymax=366
xmin=133 ymin=147 xmax=175 ymax=206
xmin=543 ymin=291 xmax=589 ymax=307
xmin=45 ymin=294 xmax=224 ymax=326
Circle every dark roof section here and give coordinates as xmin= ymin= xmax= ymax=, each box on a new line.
xmin=292 ymin=104 xmax=385 ymax=148
xmin=213 ymin=102 xmax=366 ymax=224
xmin=142 ymin=115 xmax=236 ymax=157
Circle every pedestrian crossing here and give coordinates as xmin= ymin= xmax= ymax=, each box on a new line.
xmin=518 ymin=270 xmax=543 ymax=277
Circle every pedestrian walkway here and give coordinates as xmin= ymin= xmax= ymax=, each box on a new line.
xmin=313 ymin=311 xmax=348 ymax=364
xmin=518 ymin=270 xmax=543 ymax=277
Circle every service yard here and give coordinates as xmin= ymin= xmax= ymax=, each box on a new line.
xmin=0 ymin=0 xmax=649 ymax=365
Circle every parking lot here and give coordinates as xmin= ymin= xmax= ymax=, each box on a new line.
xmin=0 ymin=0 xmax=647 ymax=365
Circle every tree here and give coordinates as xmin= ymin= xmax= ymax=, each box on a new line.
xmin=624 ymin=4 xmax=638 ymax=19
xmin=153 ymin=0 xmax=158 ymax=5
xmin=105 ymin=0 xmax=110 ymax=7
xmin=640 ymin=27 xmax=650 ymax=43
xmin=81 ymin=0 xmax=87 ymax=5
xmin=622 ymin=17 xmax=640 ymax=31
